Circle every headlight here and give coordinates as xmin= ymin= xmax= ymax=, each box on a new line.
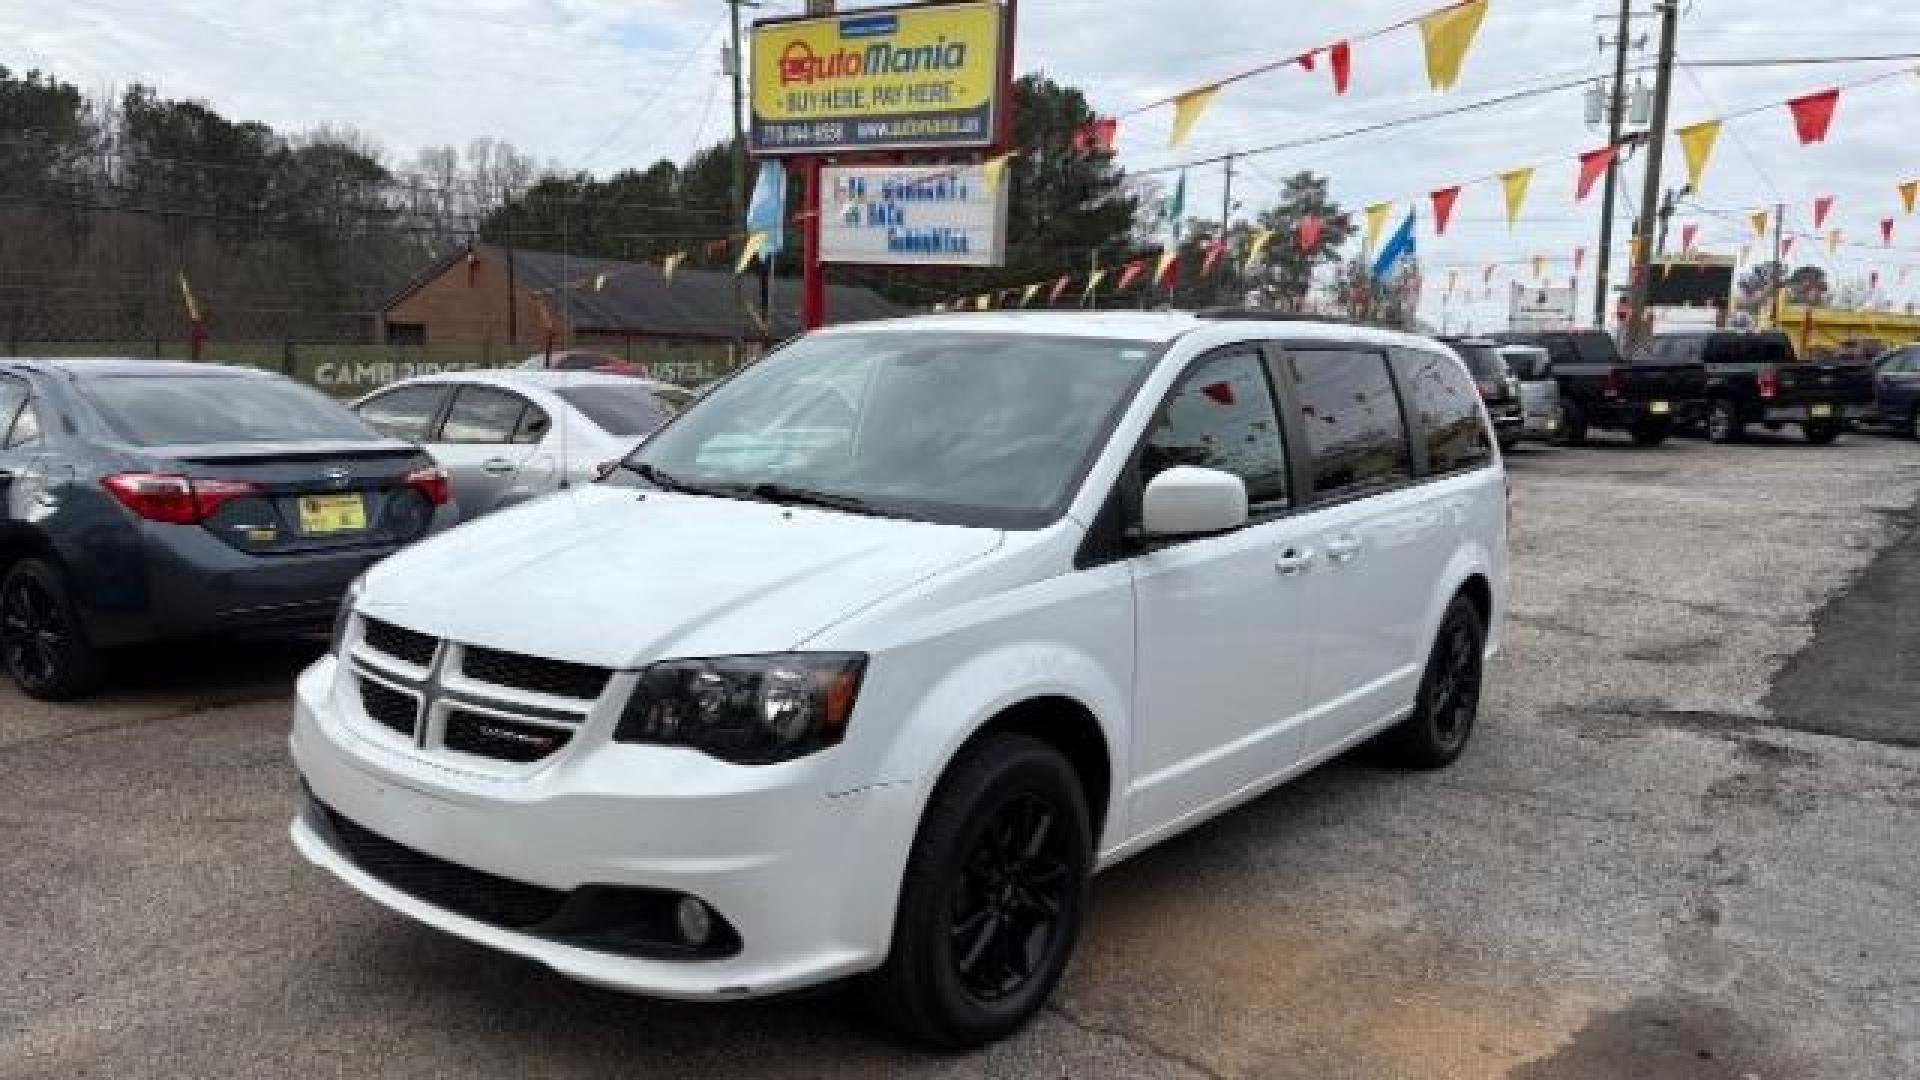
xmin=613 ymin=653 xmax=866 ymax=765
xmin=329 ymin=576 xmax=365 ymax=656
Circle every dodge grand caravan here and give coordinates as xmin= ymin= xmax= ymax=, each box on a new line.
xmin=290 ymin=312 xmax=1508 ymax=1048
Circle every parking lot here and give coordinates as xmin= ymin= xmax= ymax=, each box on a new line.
xmin=3 ymin=431 xmax=1918 ymax=1079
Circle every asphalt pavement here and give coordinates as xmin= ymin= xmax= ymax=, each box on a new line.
xmin=3 ymin=430 xmax=1918 ymax=1079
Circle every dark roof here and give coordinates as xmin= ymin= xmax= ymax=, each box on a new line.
xmin=397 ymin=245 xmax=903 ymax=340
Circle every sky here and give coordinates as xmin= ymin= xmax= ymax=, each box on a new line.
xmin=8 ymin=0 xmax=1920 ymax=330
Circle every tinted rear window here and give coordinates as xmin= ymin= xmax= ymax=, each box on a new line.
xmin=556 ymin=384 xmax=691 ymax=438
xmin=83 ymin=375 xmax=378 ymax=446
xmin=1448 ymin=344 xmax=1509 ymax=382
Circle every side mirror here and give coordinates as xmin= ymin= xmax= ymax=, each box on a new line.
xmin=1142 ymin=467 xmax=1249 ymax=537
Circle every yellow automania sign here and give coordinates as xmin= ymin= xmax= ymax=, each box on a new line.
xmin=750 ymin=1 xmax=1003 ymax=155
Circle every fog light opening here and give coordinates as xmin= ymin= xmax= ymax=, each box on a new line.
xmin=675 ymin=895 xmax=714 ymax=948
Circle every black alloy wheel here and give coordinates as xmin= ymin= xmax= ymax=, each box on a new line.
xmin=948 ymin=792 xmax=1075 ymax=1003
xmin=0 ymin=559 xmax=104 ymax=701
xmin=868 ymin=733 xmax=1091 ymax=1049
xmin=1381 ymin=595 xmax=1486 ymax=769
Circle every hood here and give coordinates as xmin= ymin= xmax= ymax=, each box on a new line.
xmin=359 ymin=485 xmax=1002 ymax=667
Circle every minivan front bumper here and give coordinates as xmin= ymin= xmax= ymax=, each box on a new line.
xmin=287 ymin=655 xmax=918 ymax=1001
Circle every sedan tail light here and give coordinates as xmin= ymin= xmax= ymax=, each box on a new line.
xmin=102 ymin=473 xmax=261 ymax=524
xmin=1757 ymin=368 xmax=1779 ymax=400
xmin=404 ymin=466 xmax=451 ymax=506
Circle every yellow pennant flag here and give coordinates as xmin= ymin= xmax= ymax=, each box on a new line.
xmin=1155 ymin=247 xmax=1178 ymax=288
xmin=1245 ymin=228 xmax=1275 ymax=272
xmin=1084 ymin=268 xmax=1107 ymax=298
xmin=1020 ymin=282 xmax=1042 ymax=307
xmin=1675 ymin=120 xmax=1721 ymax=192
xmin=177 ymin=272 xmax=201 ymax=321
xmin=981 ymin=153 xmax=1012 ymax=193
xmin=1167 ymin=85 xmax=1220 ymax=148
xmin=1499 ymin=168 xmax=1534 ymax=229
xmin=1827 ymin=228 xmax=1843 ymax=254
xmin=662 ymin=251 xmax=686 ymax=284
xmin=1629 ymin=235 xmax=1644 ymax=266
xmin=975 ymin=294 xmax=992 ymax=311
xmin=1364 ymin=203 xmax=1393 ymax=250
xmin=735 ymin=232 xmax=766 ymax=275
xmin=1749 ymin=210 xmax=1770 ymax=240
xmin=1419 ymin=0 xmax=1489 ymax=92
xmin=1901 ymin=180 xmax=1919 ymax=215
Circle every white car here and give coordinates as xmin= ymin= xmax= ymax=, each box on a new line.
xmin=353 ymin=370 xmax=691 ymax=519
xmin=290 ymin=312 xmax=1507 ymax=1047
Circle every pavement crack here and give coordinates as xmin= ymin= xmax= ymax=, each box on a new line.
xmin=1046 ymin=1001 xmax=1227 ymax=1080
xmin=0 ymin=695 xmax=282 ymax=756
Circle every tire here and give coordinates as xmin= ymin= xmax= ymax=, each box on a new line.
xmin=1706 ymin=399 xmax=1744 ymax=444
xmin=1498 ymin=432 xmax=1522 ymax=454
xmin=867 ymin=733 xmax=1092 ymax=1049
xmin=1552 ymin=402 xmax=1588 ymax=447
xmin=0 ymin=558 xmax=106 ymax=701
xmin=1380 ymin=595 xmax=1486 ymax=770
xmin=1630 ymin=422 xmax=1671 ymax=447
xmin=1804 ymin=420 xmax=1841 ymax=445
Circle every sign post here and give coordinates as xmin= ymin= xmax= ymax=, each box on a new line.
xmin=749 ymin=0 xmax=1013 ymax=330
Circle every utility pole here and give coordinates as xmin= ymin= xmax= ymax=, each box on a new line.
xmin=1592 ymin=0 xmax=1632 ymax=330
xmin=727 ymin=0 xmax=751 ymax=362
xmin=1655 ymin=186 xmax=1681 ymax=254
xmin=1625 ymin=0 xmax=1678 ymax=351
xmin=1219 ymin=153 xmax=1235 ymax=305
xmin=1770 ymin=201 xmax=1787 ymax=327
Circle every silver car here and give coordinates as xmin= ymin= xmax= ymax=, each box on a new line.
xmin=1498 ymin=345 xmax=1561 ymax=443
xmin=353 ymin=370 xmax=690 ymax=519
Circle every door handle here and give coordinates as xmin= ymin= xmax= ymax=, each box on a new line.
xmin=1325 ymin=536 xmax=1362 ymax=564
xmin=1275 ymin=547 xmax=1317 ymax=577
xmin=481 ymin=457 xmax=516 ymax=475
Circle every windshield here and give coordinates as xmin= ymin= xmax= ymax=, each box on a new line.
xmin=627 ymin=331 xmax=1159 ymax=528
xmin=556 ymin=383 xmax=690 ymax=438
xmin=82 ymin=374 xmax=380 ymax=446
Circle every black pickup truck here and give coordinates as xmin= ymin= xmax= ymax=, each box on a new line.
xmin=1494 ymin=330 xmax=1705 ymax=446
xmin=1635 ymin=331 xmax=1875 ymax=445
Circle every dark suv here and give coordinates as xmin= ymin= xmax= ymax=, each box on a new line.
xmin=0 ymin=360 xmax=455 ymax=699
xmin=1440 ymin=338 xmax=1524 ymax=450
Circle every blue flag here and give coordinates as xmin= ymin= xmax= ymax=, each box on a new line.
xmin=1371 ymin=210 xmax=1417 ymax=281
xmin=746 ymin=160 xmax=786 ymax=256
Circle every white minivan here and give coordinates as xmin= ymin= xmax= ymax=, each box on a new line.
xmin=290 ymin=311 xmax=1507 ymax=1048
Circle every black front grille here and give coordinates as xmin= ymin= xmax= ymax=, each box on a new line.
xmin=363 ymin=617 xmax=437 ymax=667
xmin=463 ymin=646 xmax=611 ymax=700
xmin=444 ymin=711 xmax=573 ymax=763
xmin=360 ymin=678 xmax=418 ymax=737
xmin=321 ymin=804 xmax=566 ymax=928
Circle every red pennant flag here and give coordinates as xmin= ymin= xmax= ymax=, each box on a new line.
xmin=1576 ymin=145 xmax=1618 ymax=202
xmin=1297 ymin=49 xmax=1317 ymax=72
xmin=1201 ymin=238 xmax=1226 ymax=277
xmin=1116 ymin=259 xmax=1146 ymax=291
xmin=1156 ymin=252 xmax=1180 ymax=288
xmin=1048 ymin=274 xmax=1072 ymax=305
xmin=1787 ymin=88 xmax=1840 ymax=145
xmin=1483 ymin=263 xmax=1496 ymax=284
xmin=1073 ymin=117 xmax=1118 ymax=155
xmin=1882 ymin=218 xmax=1895 ymax=246
xmin=1814 ymin=196 xmax=1834 ymax=229
xmin=1681 ymin=223 xmax=1698 ymax=252
xmin=1431 ymin=187 xmax=1461 ymax=235
xmin=1870 ymin=271 xmax=1881 ymax=291
xmin=1297 ymin=214 xmax=1323 ymax=251
xmin=1329 ymin=41 xmax=1352 ymax=96
xmin=1574 ymin=246 xmax=1587 ymax=275
xmin=1783 ymin=236 xmax=1796 ymax=258
xmin=1201 ymin=381 xmax=1236 ymax=406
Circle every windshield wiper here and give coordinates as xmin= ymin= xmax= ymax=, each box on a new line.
xmin=623 ymin=460 xmax=702 ymax=494
xmin=744 ymin=482 xmax=880 ymax=516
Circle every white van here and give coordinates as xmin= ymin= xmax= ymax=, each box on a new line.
xmin=290 ymin=311 xmax=1507 ymax=1048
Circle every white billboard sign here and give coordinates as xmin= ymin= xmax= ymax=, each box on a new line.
xmin=1509 ymin=284 xmax=1578 ymax=332
xmin=819 ymin=163 xmax=1009 ymax=267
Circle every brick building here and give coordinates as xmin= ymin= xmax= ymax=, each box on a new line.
xmin=377 ymin=244 xmax=901 ymax=380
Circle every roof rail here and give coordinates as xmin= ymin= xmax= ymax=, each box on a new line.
xmin=1191 ymin=308 xmax=1383 ymax=328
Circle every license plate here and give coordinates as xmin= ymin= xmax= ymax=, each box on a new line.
xmin=297 ymin=493 xmax=367 ymax=534
xmin=1649 ymin=401 xmax=1671 ymax=415
xmin=1810 ymin=403 xmax=1834 ymax=418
